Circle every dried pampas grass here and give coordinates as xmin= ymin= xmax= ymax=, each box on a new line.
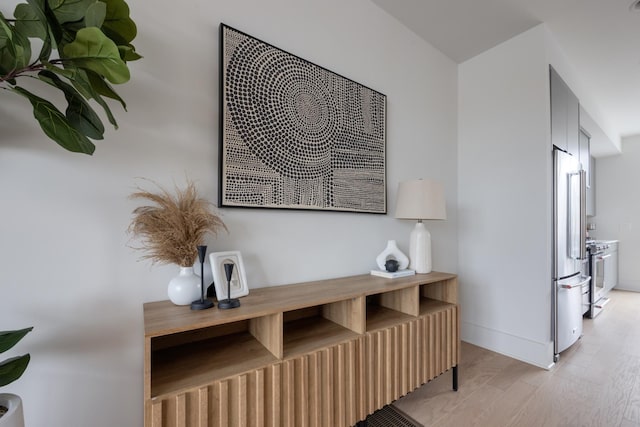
xmin=128 ymin=179 xmax=227 ymax=267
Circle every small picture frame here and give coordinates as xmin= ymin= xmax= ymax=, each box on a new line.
xmin=209 ymin=251 xmax=249 ymax=300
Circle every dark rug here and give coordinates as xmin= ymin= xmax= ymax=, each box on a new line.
xmin=355 ymin=404 xmax=423 ymax=427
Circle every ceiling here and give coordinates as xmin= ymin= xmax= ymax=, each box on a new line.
xmin=371 ymin=0 xmax=640 ymax=156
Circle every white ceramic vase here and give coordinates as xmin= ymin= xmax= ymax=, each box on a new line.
xmin=168 ymin=266 xmax=201 ymax=305
xmin=0 ymin=394 xmax=24 ymax=427
xmin=375 ymin=240 xmax=410 ymax=271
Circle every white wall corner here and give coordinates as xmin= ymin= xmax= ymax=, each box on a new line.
xmin=458 ymin=23 xmax=553 ymax=367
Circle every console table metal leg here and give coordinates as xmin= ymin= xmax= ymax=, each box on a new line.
xmin=452 ymin=365 xmax=458 ymax=391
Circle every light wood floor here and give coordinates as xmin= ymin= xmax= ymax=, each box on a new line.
xmin=394 ymin=290 xmax=640 ymax=427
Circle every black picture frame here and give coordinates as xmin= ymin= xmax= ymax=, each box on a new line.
xmin=219 ymin=24 xmax=387 ymax=214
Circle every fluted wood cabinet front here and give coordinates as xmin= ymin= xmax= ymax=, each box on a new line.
xmin=280 ymin=338 xmax=363 ymax=427
xmin=144 ymin=272 xmax=459 ymax=427
xmin=146 ymin=365 xmax=277 ymax=427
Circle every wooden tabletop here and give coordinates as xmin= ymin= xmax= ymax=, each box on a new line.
xmin=143 ymin=271 xmax=456 ymax=338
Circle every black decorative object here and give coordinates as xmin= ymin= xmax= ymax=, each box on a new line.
xmin=191 ymin=246 xmax=214 ymax=310
xmin=206 ymin=282 xmax=216 ymax=299
xmin=219 ymin=24 xmax=387 ymax=214
xmin=385 ymin=259 xmax=399 ymax=273
xmin=217 ymin=263 xmax=241 ymax=309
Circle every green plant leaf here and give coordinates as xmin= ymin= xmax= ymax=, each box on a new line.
xmin=86 ymin=69 xmax=125 ymax=109
xmin=25 ymin=0 xmax=54 ymax=59
xmin=85 ymin=1 xmax=106 ymax=27
xmin=0 ymin=15 xmax=16 ymax=76
xmin=69 ymin=68 xmax=120 ymax=126
xmin=11 ymin=25 xmax=32 ymax=71
xmin=49 ymin=0 xmax=95 ymax=24
xmin=0 ymin=355 xmax=30 ymax=387
xmin=75 ymin=69 xmax=120 ymax=128
xmin=43 ymin=0 xmax=63 ymax=47
xmin=14 ymin=3 xmax=47 ymax=39
xmin=0 ymin=13 xmax=31 ymax=73
xmin=12 ymin=86 xmax=96 ymax=154
xmin=118 ymin=44 xmax=141 ymax=61
xmin=68 ymin=66 xmax=92 ymax=98
xmin=63 ymin=27 xmax=129 ymax=84
xmin=39 ymin=70 xmax=105 ymax=139
xmin=59 ymin=19 xmax=84 ymax=38
xmin=44 ymin=61 xmax=77 ymax=79
xmin=0 ymin=14 xmax=19 ymax=71
xmin=0 ymin=328 xmax=33 ymax=354
xmin=100 ymin=0 xmax=136 ymax=45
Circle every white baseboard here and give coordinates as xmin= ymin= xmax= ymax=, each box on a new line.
xmin=613 ymin=284 xmax=640 ymax=293
xmin=461 ymin=321 xmax=555 ymax=369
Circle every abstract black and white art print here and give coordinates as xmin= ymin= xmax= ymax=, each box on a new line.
xmin=219 ymin=24 xmax=387 ymax=213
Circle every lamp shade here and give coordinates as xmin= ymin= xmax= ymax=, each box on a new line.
xmin=395 ymin=179 xmax=447 ymax=220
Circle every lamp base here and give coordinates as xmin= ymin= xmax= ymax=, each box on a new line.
xmin=190 ymin=299 xmax=214 ymax=310
xmin=218 ymin=298 xmax=241 ymax=309
xmin=409 ymin=221 xmax=433 ymax=274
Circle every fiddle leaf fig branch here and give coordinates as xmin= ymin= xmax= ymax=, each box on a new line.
xmin=0 ymin=0 xmax=141 ymax=155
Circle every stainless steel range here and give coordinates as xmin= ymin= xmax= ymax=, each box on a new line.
xmin=586 ymin=240 xmax=612 ymax=318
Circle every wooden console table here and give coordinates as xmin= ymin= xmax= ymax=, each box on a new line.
xmin=143 ymin=271 xmax=459 ymax=427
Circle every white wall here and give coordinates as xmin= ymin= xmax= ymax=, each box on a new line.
xmin=0 ymin=1 xmax=458 ymax=426
xmin=458 ymin=25 xmax=554 ymax=368
xmin=458 ymin=24 xmax=614 ymax=368
xmin=594 ymin=136 xmax=640 ymax=292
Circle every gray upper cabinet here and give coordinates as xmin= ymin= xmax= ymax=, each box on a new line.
xmin=550 ymin=66 xmax=580 ymax=157
xmin=567 ymin=87 xmax=579 ymax=156
xmin=587 ymin=156 xmax=596 ymax=216
xmin=579 ymin=129 xmax=590 ymax=188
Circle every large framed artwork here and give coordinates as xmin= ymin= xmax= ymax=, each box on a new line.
xmin=219 ymin=24 xmax=387 ymax=214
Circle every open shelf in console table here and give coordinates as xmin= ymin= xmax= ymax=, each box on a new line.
xmin=143 ymin=271 xmax=459 ymax=427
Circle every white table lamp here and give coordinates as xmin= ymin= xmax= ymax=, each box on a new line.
xmin=395 ymin=179 xmax=447 ymax=273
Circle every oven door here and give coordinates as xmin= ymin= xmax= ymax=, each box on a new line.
xmin=591 ymin=252 xmax=609 ymax=317
xmin=581 ymin=259 xmax=590 ymax=316
xmin=594 ymin=254 xmax=604 ymax=298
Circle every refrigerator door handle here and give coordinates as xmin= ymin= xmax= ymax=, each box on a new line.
xmin=568 ymin=173 xmax=577 ymax=259
xmin=559 ymin=275 xmax=591 ymax=289
xmin=579 ymin=170 xmax=587 ymax=260
xmin=567 ymin=170 xmax=583 ymax=261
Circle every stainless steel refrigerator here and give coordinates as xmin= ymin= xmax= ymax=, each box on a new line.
xmin=553 ymin=148 xmax=589 ymax=360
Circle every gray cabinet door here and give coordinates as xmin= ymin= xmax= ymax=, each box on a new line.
xmin=579 ymin=130 xmax=590 ymax=187
xmin=550 ymin=66 xmax=580 ymax=157
xmin=567 ymin=88 xmax=580 ymax=156
xmin=551 ymin=67 xmax=568 ymax=152
xmin=587 ymin=156 xmax=596 ymax=216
